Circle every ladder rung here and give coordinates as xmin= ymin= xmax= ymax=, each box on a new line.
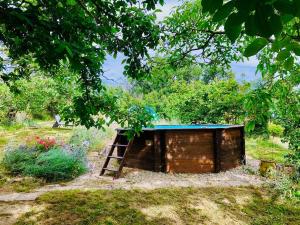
xmin=111 ymin=144 xmax=128 ymax=147
xmin=108 ymin=156 xmax=123 ymax=159
xmin=103 ymin=168 xmax=118 ymax=172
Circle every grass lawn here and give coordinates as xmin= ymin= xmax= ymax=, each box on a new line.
xmin=14 ymin=187 xmax=300 ymax=225
xmin=246 ymin=137 xmax=290 ymax=163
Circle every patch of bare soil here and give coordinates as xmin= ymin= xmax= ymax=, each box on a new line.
xmin=0 ymin=202 xmax=33 ymax=225
xmin=191 ymin=198 xmax=246 ymax=225
xmin=141 ymin=205 xmax=183 ymax=225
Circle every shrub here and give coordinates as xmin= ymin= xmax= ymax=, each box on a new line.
xmin=2 ymin=137 xmax=88 ymax=182
xmin=2 ymin=146 xmax=36 ymax=175
xmin=268 ymin=123 xmax=284 ymax=137
xmin=24 ymin=147 xmax=87 ymax=182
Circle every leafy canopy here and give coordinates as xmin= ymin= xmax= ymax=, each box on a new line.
xmin=0 ymin=0 xmax=163 ymax=129
xmin=202 ymin=0 xmax=300 ymax=62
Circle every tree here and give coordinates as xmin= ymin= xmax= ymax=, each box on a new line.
xmin=0 ymin=0 xmax=163 ymax=129
xmin=158 ymin=0 xmax=242 ymax=79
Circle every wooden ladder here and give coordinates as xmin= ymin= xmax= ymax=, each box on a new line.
xmin=100 ymin=131 xmax=132 ymax=179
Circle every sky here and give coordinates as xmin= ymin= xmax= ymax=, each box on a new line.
xmin=102 ymin=0 xmax=261 ymax=86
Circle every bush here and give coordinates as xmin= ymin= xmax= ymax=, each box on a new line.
xmin=2 ymin=137 xmax=88 ymax=182
xmin=268 ymin=123 xmax=284 ymax=137
xmin=2 ymin=146 xmax=37 ymax=175
xmin=24 ymin=147 xmax=87 ymax=181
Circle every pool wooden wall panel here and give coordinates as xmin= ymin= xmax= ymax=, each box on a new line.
xmin=120 ymin=131 xmax=155 ymax=171
xmin=219 ymin=128 xmax=242 ymax=170
xmin=118 ymin=125 xmax=245 ymax=174
xmin=165 ymin=130 xmax=215 ymax=173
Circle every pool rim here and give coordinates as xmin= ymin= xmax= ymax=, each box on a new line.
xmin=117 ymin=124 xmax=244 ymax=131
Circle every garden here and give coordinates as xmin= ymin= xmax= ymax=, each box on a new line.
xmin=0 ymin=0 xmax=300 ymax=224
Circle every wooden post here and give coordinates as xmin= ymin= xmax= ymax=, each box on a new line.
xmin=154 ymin=131 xmax=162 ymax=172
xmin=213 ymin=130 xmax=222 ymax=173
xmin=240 ymin=126 xmax=246 ymax=165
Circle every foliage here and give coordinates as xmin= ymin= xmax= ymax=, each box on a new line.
xmin=285 ymin=150 xmax=300 ymax=179
xmin=269 ymin=169 xmax=299 ymax=199
xmin=0 ymin=83 xmax=15 ymax=124
xmin=0 ymin=71 xmax=77 ymax=124
xmin=166 ymin=79 xmax=247 ymax=124
xmin=134 ymin=65 xmax=249 ymax=125
xmin=24 ymin=147 xmax=87 ymax=182
xmin=268 ymin=123 xmax=284 ymax=137
xmin=2 ymin=146 xmax=37 ymax=175
xmin=2 ymin=137 xmax=87 ymax=181
xmin=246 ymin=137 xmax=289 ymax=163
xmin=244 ymin=86 xmax=272 ymax=135
xmin=0 ymin=0 xmax=163 ymax=130
xmin=203 ymin=0 xmax=300 ymax=59
xmin=159 ymin=0 xmax=242 ymax=78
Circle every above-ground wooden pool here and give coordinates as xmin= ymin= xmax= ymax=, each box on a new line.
xmin=117 ymin=125 xmax=245 ymax=174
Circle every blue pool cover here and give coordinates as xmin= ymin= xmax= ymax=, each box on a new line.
xmin=143 ymin=124 xmax=242 ymax=130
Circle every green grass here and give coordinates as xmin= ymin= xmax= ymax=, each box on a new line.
xmin=14 ymin=187 xmax=300 ymax=225
xmin=246 ymin=137 xmax=290 ymax=163
xmin=0 ymin=177 xmax=45 ymax=193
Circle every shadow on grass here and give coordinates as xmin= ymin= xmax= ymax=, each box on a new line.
xmin=14 ymin=187 xmax=300 ymax=225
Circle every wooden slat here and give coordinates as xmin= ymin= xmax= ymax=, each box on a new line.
xmin=219 ymin=128 xmax=243 ymax=171
xmin=108 ymin=156 xmax=123 ymax=159
xmin=114 ymin=139 xmax=134 ymax=179
xmin=166 ymin=158 xmax=214 ymax=165
xmin=103 ymin=168 xmax=118 ymax=172
xmin=166 ymin=163 xmax=214 ymax=173
xmin=124 ymin=158 xmax=154 ymax=171
xmin=166 ymin=152 xmax=214 ymax=160
xmin=111 ymin=144 xmax=128 ymax=147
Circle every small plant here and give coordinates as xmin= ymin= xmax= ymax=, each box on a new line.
xmin=25 ymin=136 xmax=57 ymax=151
xmin=268 ymin=122 xmax=284 ymax=137
xmin=24 ymin=147 xmax=87 ymax=181
xmin=268 ymin=169 xmax=299 ymax=199
xmin=35 ymin=136 xmax=57 ymax=151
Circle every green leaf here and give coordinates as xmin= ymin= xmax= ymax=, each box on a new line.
xmin=65 ymin=46 xmax=73 ymax=58
xmin=291 ymin=42 xmax=300 ymax=56
xmin=202 ymin=0 xmax=223 ymax=14
xmin=244 ymin=38 xmax=268 ymax=57
xmin=225 ymin=13 xmax=243 ymax=42
xmin=284 ymin=56 xmax=294 ymax=70
xmin=66 ymin=0 xmax=76 ymax=6
xmin=276 ymin=49 xmax=290 ymax=61
xmin=235 ymin=0 xmax=257 ymax=12
xmin=254 ymin=5 xmax=273 ymax=38
xmin=212 ymin=1 xmax=235 ymax=22
xmin=294 ymin=0 xmax=300 ymax=16
xmin=245 ymin=15 xmax=257 ymax=36
xmin=269 ymin=14 xmax=283 ymax=35
xmin=274 ymin=0 xmax=294 ymax=15
xmin=246 ymin=121 xmax=255 ymax=132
